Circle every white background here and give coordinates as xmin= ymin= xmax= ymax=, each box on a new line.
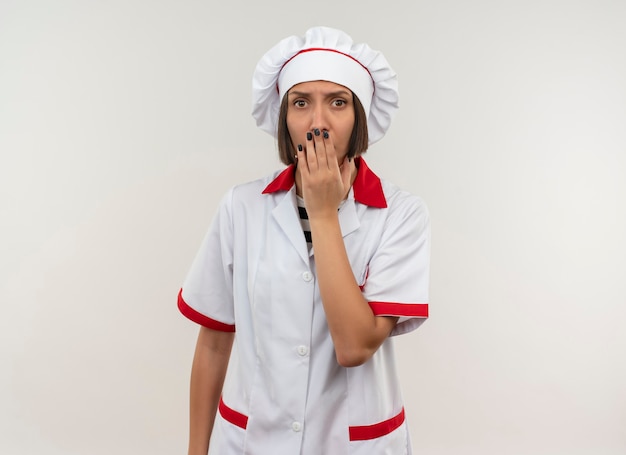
xmin=1 ymin=1 xmax=625 ymax=454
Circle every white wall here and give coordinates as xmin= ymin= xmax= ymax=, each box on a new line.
xmin=1 ymin=1 xmax=625 ymax=454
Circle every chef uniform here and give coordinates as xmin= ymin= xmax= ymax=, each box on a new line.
xmin=178 ymin=26 xmax=431 ymax=455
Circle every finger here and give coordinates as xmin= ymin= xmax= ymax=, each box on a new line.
xmin=322 ymin=129 xmax=338 ymax=171
xmin=296 ymin=143 xmax=308 ymax=175
xmin=306 ymin=131 xmax=318 ymax=170
xmin=340 ymin=155 xmax=355 ymax=190
xmin=313 ymin=128 xmax=328 ymax=170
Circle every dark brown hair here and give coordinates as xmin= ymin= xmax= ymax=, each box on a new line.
xmin=276 ymin=92 xmax=369 ymax=166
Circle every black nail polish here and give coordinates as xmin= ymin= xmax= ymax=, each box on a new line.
xmin=314 ymin=128 xmax=320 ymax=136
xmin=297 ymin=144 xmax=303 ymax=151
xmin=323 ymin=130 xmax=329 ymax=139
xmin=306 ymin=132 xmax=312 ymax=141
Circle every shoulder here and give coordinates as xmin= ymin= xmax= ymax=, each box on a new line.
xmin=221 ymin=168 xmax=288 ymax=206
xmin=379 ymin=178 xmax=430 ymax=229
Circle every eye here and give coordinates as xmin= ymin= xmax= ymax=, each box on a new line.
xmin=293 ymin=99 xmax=307 ymax=108
xmin=332 ymin=99 xmax=347 ymax=107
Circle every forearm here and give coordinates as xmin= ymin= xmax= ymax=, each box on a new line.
xmin=310 ymin=215 xmax=396 ymax=367
xmin=188 ymin=327 xmax=234 ymax=455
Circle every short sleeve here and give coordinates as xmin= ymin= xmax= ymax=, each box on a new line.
xmin=177 ymin=188 xmax=236 ymax=332
xmin=362 ymin=194 xmax=431 ymax=336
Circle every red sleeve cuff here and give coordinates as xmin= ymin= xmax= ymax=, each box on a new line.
xmin=177 ymin=289 xmax=236 ymax=332
xmin=369 ymin=301 xmax=429 ymax=318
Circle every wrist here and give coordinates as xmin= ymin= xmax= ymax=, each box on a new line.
xmin=308 ymin=213 xmax=342 ymax=238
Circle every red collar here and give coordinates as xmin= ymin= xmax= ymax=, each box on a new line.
xmin=261 ymin=157 xmax=387 ymax=208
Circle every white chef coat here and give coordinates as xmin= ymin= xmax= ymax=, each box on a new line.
xmin=178 ymin=157 xmax=430 ymax=455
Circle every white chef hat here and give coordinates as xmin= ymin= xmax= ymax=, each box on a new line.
xmin=252 ymin=26 xmax=399 ymax=146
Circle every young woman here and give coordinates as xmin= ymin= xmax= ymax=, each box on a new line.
xmin=178 ymin=26 xmax=431 ymax=455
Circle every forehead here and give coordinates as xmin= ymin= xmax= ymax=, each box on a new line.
xmin=287 ymin=80 xmax=352 ymax=96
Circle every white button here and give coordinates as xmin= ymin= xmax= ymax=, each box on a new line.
xmin=292 ymin=421 xmax=302 ymax=432
xmin=302 ymin=271 xmax=313 ymax=282
xmin=297 ymin=345 xmax=309 ymax=356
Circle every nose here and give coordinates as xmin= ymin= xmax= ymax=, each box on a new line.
xmin=310 ymin=104 xmax=329 ymax=131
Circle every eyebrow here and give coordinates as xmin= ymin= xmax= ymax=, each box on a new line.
xmin=288 ymin=89 xmax=352 ymax=99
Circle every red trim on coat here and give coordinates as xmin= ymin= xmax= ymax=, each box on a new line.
xmin=262 ymin=158 xmax=387 ymax=208
xmin=369 ymin=302 xmax=429 ymax=318
xmin=219 ymin=396 xmax=405 ymax=441
xmin=352 ymin=158 xmax=387 ymax=208
xmin=349 ymin=407 xmax=405 ymax=441
xmin=219 ymin=397 xmax=248 ymax=429
xmin=261 ymin=165 xmax=295 ymax=193
xmin=177 ymin=289 xmax=236 ymax=332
